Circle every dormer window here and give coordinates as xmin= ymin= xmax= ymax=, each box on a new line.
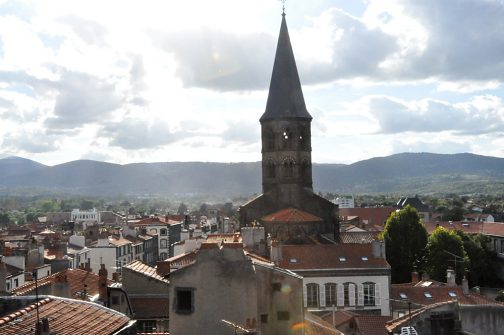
xmin=399 ymin=293 xmax=408 ymax=299
xmin=424 ymin=292 xmax=433 ymax=299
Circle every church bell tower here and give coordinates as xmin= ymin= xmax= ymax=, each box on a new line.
xmin=260 ymin=13 xmax=313 ymax=195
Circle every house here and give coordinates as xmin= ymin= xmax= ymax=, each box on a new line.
xmin=0 ymin=296 xmax=136 ymax=334
xmin=339 ymin=207 xmax=395 ymax=231
xmin=397 ymin=196 xmax=430 ymax=222
xmin=277 ymin=241 xmax=391 ymax=316
xmin=0 ymin=258 xmax=24 ymax=292
xmin=121 ymin=260 xmax=170 ymax=333
xmin=71 ymin=208 xmax=101 ymax=227
xmin=168 ymin=240 xmax=304 ymax=335
xmin=463 ymin=213 xmax=495 ymax=222
xmin=133 ymin=216 xmax=182 ymax=260
xmin=334 ymin=196 xmax=355 ymax=209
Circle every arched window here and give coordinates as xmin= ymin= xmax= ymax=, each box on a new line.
xmin=283 ymin=158 xmax=295 ymax=178
xmin=363 ymin=282 xmax=376 ymax=306
xmin=325 ymin=283 xmax=337 ymax=307
xmin=281 ymin=128 xmax=293 ymax=149
xmin=160 ymin=228 xmax=167 ymax=236
xmin=343 ymin=282 xmax=357 ymax=306
xmin=306 ymin=283 xmax=319 ymax=308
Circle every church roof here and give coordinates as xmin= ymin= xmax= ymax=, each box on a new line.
xmin=260 ymin=14 xmax=312 ymax=122
xmin=261 ymin=207 xmax=322 ymax=223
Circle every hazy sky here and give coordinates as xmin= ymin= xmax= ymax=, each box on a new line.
xmin=1 ymin=0 xmax=504 ymax=166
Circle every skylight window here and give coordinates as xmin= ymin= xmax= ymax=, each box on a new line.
xmin=339 ymin=256 xmax=347 ymax=262
xmin=420 ymin=281 xmax=432 ymax=287
xmin=399 ymin=293 xmax=408 ymax=299
xmin=361 ymin=256 xmax=368 ymax=261
xmin=424 ymin=292 xmax=433 ymax=299
xmin=289 ymin=258 xmax=298 ymax=263
xmin=448 ymin=292 xmax=457 ymax=298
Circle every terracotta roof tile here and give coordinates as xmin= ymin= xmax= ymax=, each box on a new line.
xmin=339 ymin=207 xmax=395 ymax=228
xmin=0 ymin=297 xmax=131 ymax=335
xmin=12 ymin=268 xmax=111 ymax=299
xmin=304 ymin=312 xmax=344 ymax=335
xmin=262 ymin=207 xmax=322 ymax=223
xmin=320 ymin=310 xmax=356 ymax=327
xmin=339 ymin=231 xmax=380 ymax=244
xmin=391 ymin=284 xmax=499 ymax=307
xmin=279 ymin=244 xmax=390 ymax=270
xmin=354 ymin=315 xmax=392 ymax=335
xmin=123 ymin=260 xmax=168 ymax=283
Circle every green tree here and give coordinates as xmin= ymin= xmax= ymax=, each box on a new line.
xmin=425 ymin=227 xmax=468 ymax=283
xmin=382 ymin=205 xmax=428 ymax=283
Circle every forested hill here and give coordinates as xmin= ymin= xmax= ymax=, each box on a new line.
xmin=1 ymin=153 xmax=504 ymax=197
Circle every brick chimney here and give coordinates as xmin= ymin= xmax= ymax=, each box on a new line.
xmin=51 ymin=272 xmax=71 ymax=298
xmin=98 ymin=264 xmax=108 ymax=303
xmin=156 ymin=261 xmax=171 ymax=276
xmin=411 ymin=271 xmax=419 ymax=284
xmin=35 ymin=317 xmax=55 ymax=335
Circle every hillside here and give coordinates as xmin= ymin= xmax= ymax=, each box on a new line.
xmin=1 ymin=153 xmax=504 ymax=197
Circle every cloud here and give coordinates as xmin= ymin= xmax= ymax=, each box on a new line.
xmin=99 ymin=118 xmax=183 ymax=150
xmin=367 ymin=95 xmax=504 ymax=134
xmin=221 ymin=120 xmax=259 ymax=145
xmin=158 ymin=28 xmax=274 ymax=91
xmin=45 ymin=70 xmax=122 ymax=129
xmin=2 ymin=131 xmax=59 ymax=153
xmin=56 ymin=15 xmax=108 ymax=46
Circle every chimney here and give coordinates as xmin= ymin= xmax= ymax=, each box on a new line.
xmin=462 ymin=276 xmax=469 ymax=295
xmin=372 ymin=240 xmax=385 ymax=258
xmin=446 ymin=268 xmax=456 ymax=287
xmin=156 ymin=261 xmax=171 ymax=276
xmin=98 ymin=264 xmax=108 ymax=303
xmin=411 ymin=271 xmax=419 ymax=284
xmin=270 ymin=239 xmax=282 ymax=264
xmin=421 ymin=272 xmax=430 ymax=281
xmin=112 ymin=272 xmax=120 ymax=282
xmin=51 ymin=273 xmax=71 ymax=298
xmin=0 ymin=257 xmax=7 ymax=294
xmin=84 ymin=259 xmax=91 ymax=272
xmin=38 ymin=317 xmax=55 ymax=335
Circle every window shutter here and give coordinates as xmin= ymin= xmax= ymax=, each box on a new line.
xmin=357 ymin=283 xmax=364 ymax=306
xmin=303 ymin=285 xmax=307 ymax=307
xmin=349 ymin=284 xmax=356 ymax=306
xmin=337 ymin=283 xmax=344 ymax=306
xmin=375 ymin=283 xmax=381 ymax=306
xmin=320 ymin=284 xmax=326 ymax=307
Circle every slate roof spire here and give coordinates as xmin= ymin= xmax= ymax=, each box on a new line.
xmin=260 ymin=13 xmax=312 ymax=122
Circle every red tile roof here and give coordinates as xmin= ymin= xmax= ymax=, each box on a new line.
xmin=304 ymin=312 xmax=344 ymax=335
xmin=279 ymin=244 xmax=390 ymax=270
xmin=320 ymin=310 xmax=356 ymax=327
xmin=339 ymin=231 xmax=380 ymax=244
xmin=386 ymin=301 xmax=454 ymax=333
xmin=123 ymin=260 xmax=168 ymax=283
xmin=391 ymin=284 xmax=499 ymax=307
xmin=12 ymin=268 xmax=111 ymax=299
xmin=354 ymin=315 xmax=392 ymax=335
xmin=424 ymin=221 xmax=504 ymax=237
xmin=262 ymin=207 xmax=322 ymax=223
xmin=0 ymin=297 xmax=131 ymax=335
xmin=339 ymin=207 xmax=395 ymax=228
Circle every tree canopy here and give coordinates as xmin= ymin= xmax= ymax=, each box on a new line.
xmin=425 ymin=226 xmax=467 ymax=283
xmin=382 ymin=205 xmax=428 ymax=283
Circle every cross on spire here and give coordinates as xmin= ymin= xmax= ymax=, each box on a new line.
xmin=280 ymin=0 xmax=286 ymax=15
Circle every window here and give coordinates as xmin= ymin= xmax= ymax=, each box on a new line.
xmin=272 ymin=283 xmax=282 ymax=292
xmin=266 ymin=160 xmax=276 ymax=178
xmin=400 ymin=293 xmax=408 ymax=300
xmin=160 ymin=239 xmax=168 ymax=249
xmin=160 ymin=252 xmax=167 ymax=260
xmin=14 ymin=279 xmax=18 ymax=288
xmin=448 ymin=292 xmax=457 ymax=298
xmin=283 ymin=159 xmax=295 ymax=178
xmin=306 ymin=283 xmax=319 ymax=308
xmin=260 ymin=314 xmax=268 ymax=324
xmin=175 ymin=288 xmax=194 ymax=314
xmin=363 ymin=282 xmax=376 ymax=306
xmin=424 ymin=292 xmax=433 ymax=299
xmin=277 ymin=311 xmax=290 ymax=320
xmin=344 ymin=283 xmax=357 ymax=306
xmin=111 ymin=296 xmax=119 ymax=305
xmin=339 ymin=256 xmax=346 ymax=262
xmin=160 ymin=228 xmax=167 ymax=236
xmin=325 ymin=283 xmax=337 ymax=307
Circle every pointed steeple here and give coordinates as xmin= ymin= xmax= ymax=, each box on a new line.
xmin=261 ymin=14 xmax=312 ymax=122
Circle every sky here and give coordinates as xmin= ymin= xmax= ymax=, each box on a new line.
xmin=1 ymin=0 xmax=504 ymax=166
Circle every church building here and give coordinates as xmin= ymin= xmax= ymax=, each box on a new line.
xmin=239 ymin=12 xmax=339 ymax=243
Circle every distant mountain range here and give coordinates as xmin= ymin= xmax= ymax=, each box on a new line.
xmin=1 ymin=153 xmax=504 ymax=197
